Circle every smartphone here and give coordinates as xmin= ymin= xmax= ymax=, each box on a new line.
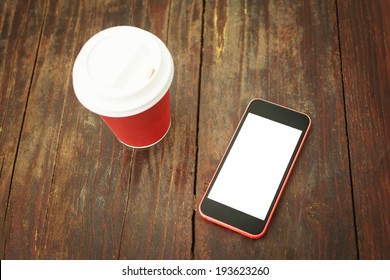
xmin=199 ymin=98 xmax=311 ymax=239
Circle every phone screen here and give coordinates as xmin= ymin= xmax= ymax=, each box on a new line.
xmin=207 ymin=113 xmax=303 ymax=220
xmin=200 ymin=99 xmax=311 ymax=238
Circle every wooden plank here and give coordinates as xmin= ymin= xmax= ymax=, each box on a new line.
xmin=337 ymin=0 xmax=390 ymax=259
xmin=3 ymin=0 xmax=105 ymax=259
xmin=4 ymin=0 xmax=201 ymax=259
xmin=118 ymin=0 xmax=203 ymax=259
xmin=35 ymin=0 xmax=142 ymax=260
xmin=0 ymin=0 xmax=46 ymax=259
xmin=195 ymin=0 xmax=357 ymax=259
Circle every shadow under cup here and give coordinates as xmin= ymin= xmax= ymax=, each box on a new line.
xmin=101 ymin=91 xmax=171 ymax=148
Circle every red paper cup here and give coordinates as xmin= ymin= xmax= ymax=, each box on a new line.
xmin=101 ymin=91 xmax=171 ymax=148
xmin=72 ymin=26 xmax=174 ymax=148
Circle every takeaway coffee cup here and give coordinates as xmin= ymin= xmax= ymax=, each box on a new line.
xmin=73 ymin=26 xmax=174 ymax=148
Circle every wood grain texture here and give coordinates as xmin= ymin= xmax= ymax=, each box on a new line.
xmin=195 ymin=0 xmax=356 ymax=259
xmin=1 ymin=0 xmax=387 ymax=260
xmin=0 ymin=0 xmax=46 ymax=259
xmin=337 ymin=0 xmax=390 ymax=259
xmin=3 ymin=0 xmax=201 ymax=259
xmin=3 ymin=0 xmax=113 ymax=259
xmin=118 ymin=0 xmax=202 ymax=259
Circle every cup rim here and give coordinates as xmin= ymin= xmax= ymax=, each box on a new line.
xmin=72 ymin=26 xmax=174 ymax=117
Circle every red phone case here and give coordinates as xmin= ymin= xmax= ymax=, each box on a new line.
xmin=199 ymin=98 xmax=311 ymax=239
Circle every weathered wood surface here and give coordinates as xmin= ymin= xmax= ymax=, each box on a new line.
xmin=195 ymin=0 xmax=356 ymax=259
xmin=0 ymin=0 xmax=388 ymax=259
xmin=0 ymin=0 xmax=47 ymax=259
xmin=118 ymin=0 xmax=202 ymax=259
xmin=1 ymin=0 xmax=201 ymax=259
xmin=337 ymin=0 xmax=390 ymax=259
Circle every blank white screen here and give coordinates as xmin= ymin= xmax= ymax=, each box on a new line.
xmin=208 ymin=113 xmax=302 ymax=220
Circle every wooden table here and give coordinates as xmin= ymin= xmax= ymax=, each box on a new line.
xmin=0 ymin=0 xmax=389 ymax=260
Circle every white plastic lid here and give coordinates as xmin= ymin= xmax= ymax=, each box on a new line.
xmin=72 ymin=26 xmax=174 ymax=117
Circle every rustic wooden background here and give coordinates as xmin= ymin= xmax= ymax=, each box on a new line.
xmin=0 ymin=0 xmax=388 ymax=259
